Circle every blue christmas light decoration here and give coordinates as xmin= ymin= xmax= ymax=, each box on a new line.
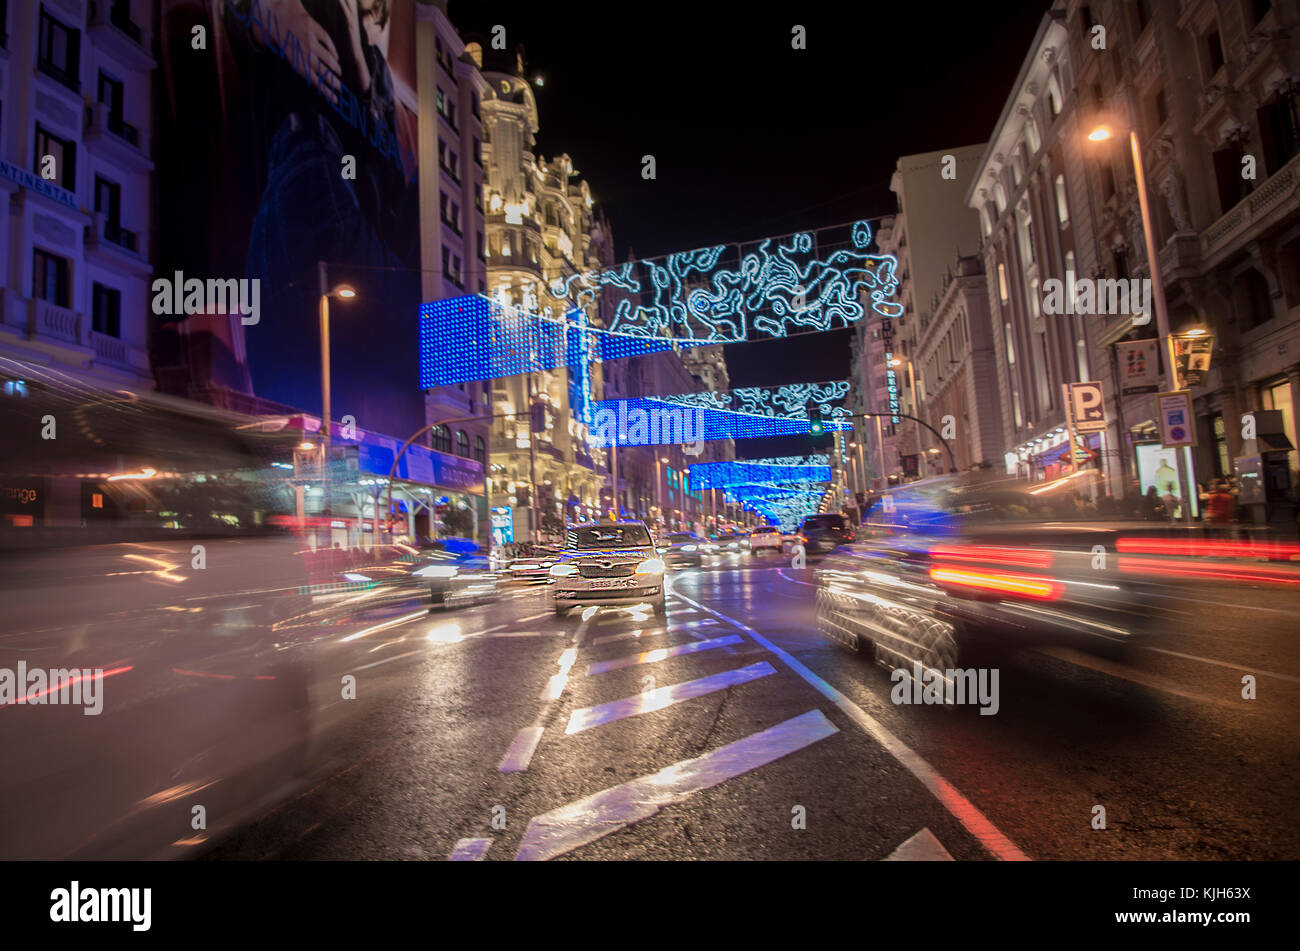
xmin=688 ymin=460 xmax=832 ymax=491
xmin=727 ymin=481 xmax=827 ymax=502
xmin=418 ymin=220 xmax=902 ymax=388
xmin=549 ymin=219 xmax=901 ymax=343
xmin=586 ymin=398 xmax=849 ymax=448
xmin=656 ymin=381 xmax=851 ymax=420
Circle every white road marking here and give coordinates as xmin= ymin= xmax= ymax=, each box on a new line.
xmin=353 ymin=649 xmax=424 ymax=671
xmin=882 ymin=827 xmax=954 ymax=861
xmin=565 ymin=661 xmax=776 ymax=734
xmin=1033 ymin=646 xmax=1226 ymax=704
xmin=499 ymin=726 xmax=546 ymax=773
xmin=515 ymin=709 xmax=839 ymax=861
xmin=777 ymin=568 xmax=817 ymax=588
xmin=586 ymin=635 xmax=745 ymax=676
xmin=1137 ymin=645 xmax=1300 ymax=685
xmin=449 ymin=837 xmax=493 ymax=861
xmin=671 ymin=590 xmax=1030 ymax=862
xmin=592 ymin=629 xmax=658 ymax=647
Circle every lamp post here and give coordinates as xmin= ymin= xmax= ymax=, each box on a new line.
xmin=655 ymin=455 xmax=668 ymax=531
xmin=1087 ymin=124 xmax=1191 ymax=523
xmin=316 ymin=261 xmax=355 ymax=538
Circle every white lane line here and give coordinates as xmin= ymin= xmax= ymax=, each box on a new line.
xmin=515 ymin=709 xmax=839 ymax=861
xmin=565 ymin=661 xmax=776 ymax=735
xmin=1032 ymin=646 xmax=1225 ymax=704
xmin=586 ymin=635 xmax=745 ymax=676
xmin=777 ymin=568 xmax=816 ymax=588
xmin=499 ymin=726 xmax=546 ymax=773
xmin=592 ymin=629 xmax=660 ymax=647
xmin=495 ymin=613 xmax=595 ymax=774
xmin=881 ymin=827 xmax=954 ymax=861
xmin=449 ymin=837 xmax=493 ymax=861
xmin=1137 ymin=645 xmax=1300 ymax=684
xmin=672 ymin=590 xmax=1030 ymax=862
xmin=339 ymin=609 xmax=430 ymax=643
xmin=353 ymin=649 xmax=424 ymax=671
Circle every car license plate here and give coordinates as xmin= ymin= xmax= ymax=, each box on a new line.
xmin=588 ymin=578 xmax=630 ymax=589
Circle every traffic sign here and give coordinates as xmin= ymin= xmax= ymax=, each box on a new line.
xmin=1157 ymin=390 xmax=1196 ymax=448
xmin=1066 ymin=381 xmax=1107 ymax=433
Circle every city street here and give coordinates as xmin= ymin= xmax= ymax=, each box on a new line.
xmin=201 ymin=559 xmax=1300 ymax=862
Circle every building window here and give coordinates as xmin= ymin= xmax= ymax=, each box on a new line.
xmin=471 ymin=92 xmax=480 ymax=118
xmin=455 ymin=430 xmax=470 ymax=457
xmin=431 ymin=425 xmax=452 ymax=453
xmin=1250 ymin=0 xmax=1274 ymax=26
xmin=97 ymin=70 xmax=125 ymax=128
xmin=997 ymin=262 xmax=1009 ymax=301
xmin=477 ymin=230 xmax=486 ymax=260
xmin=92 ymin=282 xmax=120 ymax=337
xmin=1261 ymin=380 xmax=1297 ymax=473
xmin=32 ymin=249 xmax=70 ymax=307
xmin=436 ymin=87 xmax=446 ymax=116
xmin=1055 ymin=174 xmax=1070 ymax=225
xmin=473 ymin=137 xmax=482 ymax=166
xmin=474 ymin=434 xmax=486 ymax=465
xmin=37 ymin=5 xmax=80 ymax=91
xmin=34 ymin=123 xmax=75 ymax=190
xmin=1234 ymin=268 xmax=1273 ymax=330
xmin=1257 ymin=92 xmax=1300 ymax=177
xmin=94 ymin=175 xmax=120 ymax=229
xmin=1025 ymin=117 xmax=1041 ymax=154
xmin=1204 ymin=31 xmax=1224 ymax=79
xmin=1047 ymin=75 xmax=1063 ymax=117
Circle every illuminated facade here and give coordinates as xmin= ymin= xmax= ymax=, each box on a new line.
xmin=0 ymin=1 xmax=155 ymax=389
xmin=469 ymin=40 xmax=615 ymax=540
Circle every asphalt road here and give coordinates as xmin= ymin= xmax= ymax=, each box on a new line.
xmin=201 ymin=554 xmax=1300 ymax=861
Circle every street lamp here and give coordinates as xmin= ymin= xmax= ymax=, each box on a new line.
xmin=317 ymin=260 xmax=356 ymax=532
xmin=1086 ymin=122 xmax=1189 ymax=522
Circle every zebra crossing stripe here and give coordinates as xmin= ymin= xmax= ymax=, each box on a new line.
xmin=565 ymin=661 xmax=776 ymax=734
xmin=586 ymin=634 xmax=744 ymax=676
xmin=449 ymin=837 xmax=493 ymax=861
xmin=515 ymin=709 xmax=839 ymax=861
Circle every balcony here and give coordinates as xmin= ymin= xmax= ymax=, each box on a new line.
xmin=84 ymin=102 xmax=153 ymax=173
xmin=1200 ymin=149 xmax=1300 ymax=265
xmin=26 ymin=299 xmax=84 ymax=347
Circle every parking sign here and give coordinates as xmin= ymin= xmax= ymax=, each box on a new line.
xmin=1157 ymin=391 xmax=1196 ymax=447
xmin=1066 ymin=381 xmax=1107 ymax=433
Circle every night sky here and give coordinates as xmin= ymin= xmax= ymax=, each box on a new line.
xmin=452 ymin=1 xmax=1049 ymax=455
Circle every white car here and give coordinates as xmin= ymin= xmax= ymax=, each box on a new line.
xmin=549 ymin=521 xmax=666 ymax=616
xmin=748 ymin=525 xmax=783 ymax=554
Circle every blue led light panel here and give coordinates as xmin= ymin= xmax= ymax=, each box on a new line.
xmin=687 ymin=461 xmax=832 ymax=491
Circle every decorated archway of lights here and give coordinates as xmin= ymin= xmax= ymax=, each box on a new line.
xmin=688 ymin=456 xmax=833 ymax=530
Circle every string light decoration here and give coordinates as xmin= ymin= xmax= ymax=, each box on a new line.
xmin=687 ymin=460 xmax=832 ymax=491
xmin=656 ymin=381 xmax=851 ymax=419
xmin=548 ymin=220 xmax=900 ymax=343
xmin=418 ymin=220 xmax=901 ymax=388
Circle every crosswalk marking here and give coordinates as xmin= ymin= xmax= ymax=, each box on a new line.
xmin=671 ymin=590 xmax=1031 ymax=862
xmin=585 ymin=635 xmax=744 ymax=676
xmin=515 ymin=709 xmax=839 ymax=861
xmin=882 ymin=828 xmax=954 ymax=861
xmin=449 ymin=837 xmax=493 ymax=861
xmin=565 ymin=661 xmax=777 ymax=734
xmin=591 ymin=629 xmax=658 ymax=647
xmin=499 ymin=726 xmax=546 ymax=773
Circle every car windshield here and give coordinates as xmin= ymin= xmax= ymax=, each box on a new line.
xmin=571 ymin=524 xmax=652 ymax=549
xmin=666 ymin=533 xmax=695 ymax=543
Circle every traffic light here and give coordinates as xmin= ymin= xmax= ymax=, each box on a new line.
xmin=529 ymin=400 xmax=546 ymax=433
xmin=807 ymin=403 xmax=825 ymax=436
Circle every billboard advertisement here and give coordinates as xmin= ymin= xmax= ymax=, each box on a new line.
xmin=156 ymin=0 xmax=424 ymax=439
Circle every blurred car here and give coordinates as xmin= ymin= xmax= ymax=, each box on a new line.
xmin=549 ymin=520 xmax=665 ymax=616
xmin=711 ymin=531 xmax=749 ymax=554
xmin=748 ymin=525 xmax=782 ymax=554
xmin=796 ymin=512 xmax=855 ymax=557
xmin=813 ymin=472 xmax=1223 ymax=674
xmin=662 ymin=531 xmax=706 ymax=567
xmin=502 ymin=546 xmax=562 ymax=585
xmin=781 ymin=530 xmax=801 ymax=553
